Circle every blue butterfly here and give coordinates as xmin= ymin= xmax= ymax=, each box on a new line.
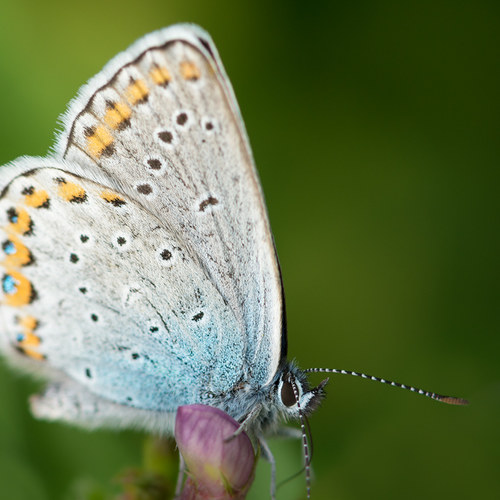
xmin=0 ymin=24 xmax=467 ymax=498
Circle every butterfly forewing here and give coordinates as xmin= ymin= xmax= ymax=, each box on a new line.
xmin=59 ymin=26 xmax=284 ymax=386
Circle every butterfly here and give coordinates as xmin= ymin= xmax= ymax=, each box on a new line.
xmin=0 ymin=24 xmax=467 ymax=498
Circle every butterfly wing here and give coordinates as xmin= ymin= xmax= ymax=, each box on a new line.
xmin=56 ymin=24 xmax=285 ymax=386
xmin=0 ymin=164 xmax=250 ymax=415
xmin=0 ymin=25 xmax=285 ymax=427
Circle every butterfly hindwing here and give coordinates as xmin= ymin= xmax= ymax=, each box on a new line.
xmin=0 ymin=165 xmax=246 ymax=414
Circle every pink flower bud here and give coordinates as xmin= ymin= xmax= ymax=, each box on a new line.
xmin=175 ymin=405 xmax=256 ymax=499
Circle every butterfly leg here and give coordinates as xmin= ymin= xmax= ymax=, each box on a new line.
xmin=224 ymin=403 xmax=262 ymax=442
xmin=175 ymin=451 xmax=186 ymax=497
xmin=259 ymin=437 xmax=277 ymax=500
xmin=274 ymin=426 xmax=302 ymax=439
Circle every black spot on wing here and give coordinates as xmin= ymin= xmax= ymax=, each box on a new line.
xmin=199 ymin=196 xmax=218 ymax=212
xmin=160 ymin=249 xmax=172 ymax=261
xmin=158 ymin=130 xmax=173 ymax=143
xmin=192 ymin=312 xmax=204 ymax=322
xmin=147 ymin=159 xmax=162 ymax=170
xmin=176 ymin=112 xmax=188 ymax=126
xmin=136 ymin=184 xmax=152 ymax=195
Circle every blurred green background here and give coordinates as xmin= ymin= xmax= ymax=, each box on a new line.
xmin=0 ymin=1 xmax=498 ymax=499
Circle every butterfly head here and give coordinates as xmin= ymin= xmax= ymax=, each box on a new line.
xmin=276 ymin=364 xmax=329 ymax=419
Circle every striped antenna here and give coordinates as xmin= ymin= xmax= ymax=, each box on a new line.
xmin=289 ymin=374 xmax=312 ymax=499
xmin=304 ymin=368 xmax=469 ymax=405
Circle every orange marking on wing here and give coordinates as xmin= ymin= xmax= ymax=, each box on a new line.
xmin=20 ymin=331 xmax=41 ymax=347
xmin=20 ymin=315 xmax=38 ymax=332
xmin=2 ymin=235 xmax=32 ymax=267
xmin=16 ymin=315 xmax=43 ymax=359
xmin=86 ymin=125 xmax=115 ymax=158
xmin=126 ymin=79 xmax=149 ymax=105
xmin=57 ymin=180 xmax=87 ymax=202
xmin=100 ymin=190 xmax=126 ymax=206
xmin=9 ymin=208 xmax=32 ymax=235
xmin=104 ymin=101 xmax=131 ymax=130
xmin=150 ymin=65 xmax=171 ymax=86
xmin=3 ymin=270 xmax=34 ymax=307
xmin=24 ymin=189 xmax=50 ymax=208
xmin=19 ymin=346 xmax=45 ymax=360
xmin=180 ymin=61 xmax=201 ymax=80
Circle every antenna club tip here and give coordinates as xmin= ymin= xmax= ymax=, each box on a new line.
xmin=440 ymin=396 xmax=469 ymax=406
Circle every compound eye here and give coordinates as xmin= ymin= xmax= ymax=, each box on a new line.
xmin=281 ymin=379 xmax=296 ymax=407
